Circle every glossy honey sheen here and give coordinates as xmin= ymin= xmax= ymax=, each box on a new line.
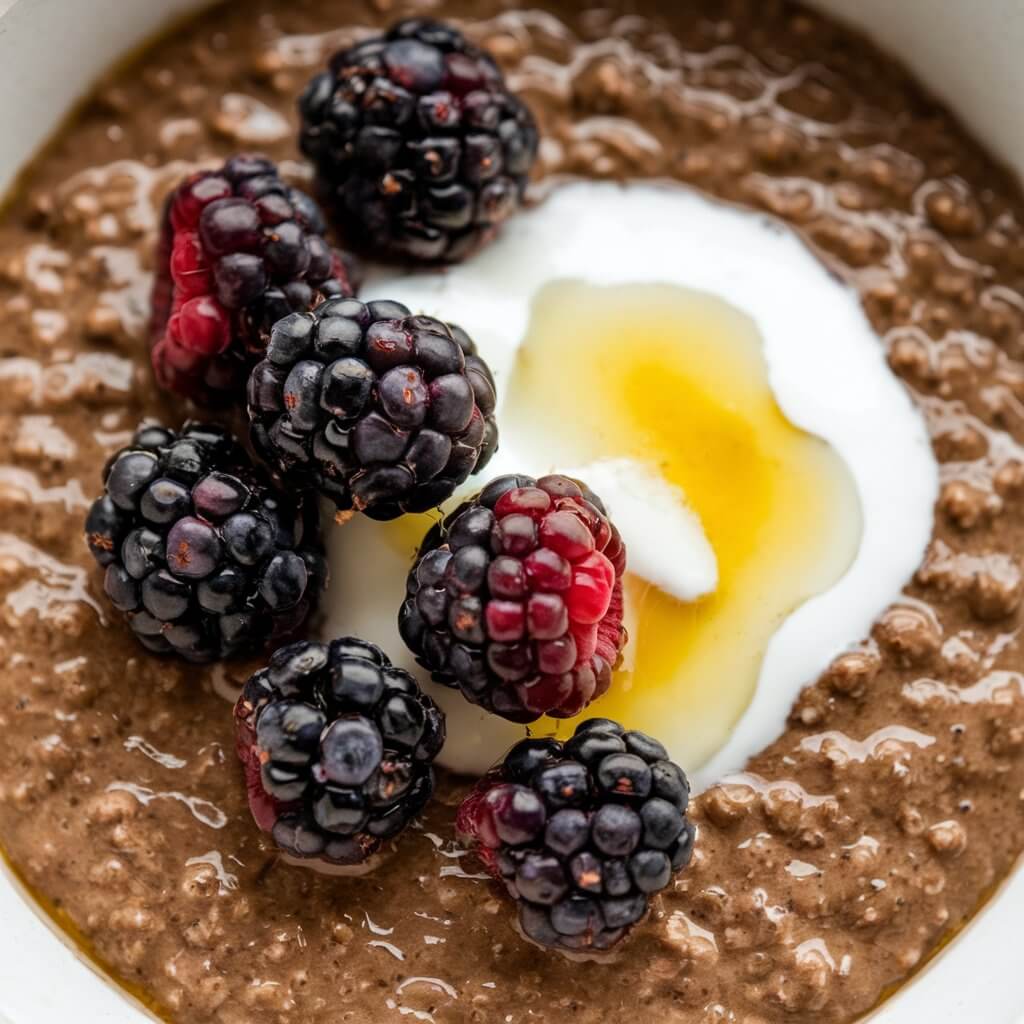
xmin=503 ymin=280 xmax=863 ymax=766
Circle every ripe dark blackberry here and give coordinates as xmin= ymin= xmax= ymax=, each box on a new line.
xmin=84 ymin=422 xmax=325 ymax=662
xmin=150 ymin=154 xmax=354 ymax=406
xmin=234 ymin=638 xmax=445 ymax=870
xmin=399 ymin=474 xmax=627 ymax=722
xmin=247 ymin=297 xmax=498 ymax=521
xmin=457 ymin=719 xmax=695 ymax=954
xmin=298 ymin=18 xmax=539 ymax=263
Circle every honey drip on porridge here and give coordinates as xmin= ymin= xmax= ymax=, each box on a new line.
xmin=502 ymin=280 xmax=863 ymax=765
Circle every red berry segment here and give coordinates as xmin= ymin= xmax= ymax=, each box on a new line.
xmin=524 ymin=548 xmax=571 ymax=592
xmin=495 ymin=486 xmax=551 ymax=521
xmin=486 ymin=601 xmax=526 ymax=643
xmin=488 ymin=556 xmax=527 ymax=598
xmin=150 ymin=155 xmax=354 ymax=407
xmin=399 ymin=474 xmax=628 ymax=722
xmin=540 ymin=510 xmax=596 ymax=561
xmin=567 ymin=551 xmax=617 ymax=625
xmin=170 ymin=232 xmax=211 ymax=297
xmin=177 ymin=297 xmax=231 ymax=356
xmin=527 ymin=593 xmax=567 ymax=639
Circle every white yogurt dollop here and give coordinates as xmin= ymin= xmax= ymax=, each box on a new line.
xmin=323 ymin=182 xmax=938 ymax=786
xmin=560 ymin=457 xmax=718 ymax=603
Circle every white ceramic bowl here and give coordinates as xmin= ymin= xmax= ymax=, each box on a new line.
xmin=0 ymin=1 xmax=1020 ymax=1021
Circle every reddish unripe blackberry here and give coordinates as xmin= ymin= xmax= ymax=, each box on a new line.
xmin=399 ymin=474 xmax=627 ymax=722
xmin=457 ymin=719 xmax=695 ymax=954
xmin=84 ymin=422 xmax=325 ymax=662
xmin=298 ymin=18 xmax=539 ymax=263
xmin=248 ymin=297 xmax=498 ymax=521
xmin=234 ymin=638 xmax=445 ymax=871
xmin=150 ymin=154 xmax=354 ymax=406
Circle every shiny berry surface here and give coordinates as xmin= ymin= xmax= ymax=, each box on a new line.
xmin=84 ymin=422 xmax=325 ymax=662
xmin=298 ymin=18 xmax=538 ymax=263
xmin=234 ymin=638 xmax=445 ymax=868
xmin=150 ymin=155 xmax=354 ymax=406
xmin=248 ymin=298 xmax=498 ymax=521
xmin=400 ymin=474 xmax=627 ymax=721
xmin=456 ymin=719 xmax=694 ymax=954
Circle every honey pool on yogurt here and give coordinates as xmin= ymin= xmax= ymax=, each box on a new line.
xmin=394 ymin=278 xmax=864 ymax=768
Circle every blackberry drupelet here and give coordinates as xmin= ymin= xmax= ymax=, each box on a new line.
xmin=247 ymin=297 xmax=498 ymax=521
xmin=84 ymin=422 xmax=325 ymax=662
xmin=399 ymin=474 xmax=627 ymax=722
xmin=234 ymin=638 xmax=445 ymax=869
xmin=298 ymin=18 xmax=539 ymax=263
xmin=456 ymin=719 xmax=695 ymax=954
xmin=150 ymin=154 xmax=354 ymax=406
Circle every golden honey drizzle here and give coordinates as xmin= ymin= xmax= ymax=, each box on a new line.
xmin=502 ymin=279 xmax=861 ymax=766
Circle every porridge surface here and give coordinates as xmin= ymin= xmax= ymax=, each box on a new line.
xmin=0 ymin=1 xmax=1022 ymax=1022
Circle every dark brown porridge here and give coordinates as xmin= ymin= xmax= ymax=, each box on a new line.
xmin=0 ymin=1 xmax=1022 ymax=1022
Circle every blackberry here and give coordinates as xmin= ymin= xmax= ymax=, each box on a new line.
xmin=298 ymin=18 xmax=539 ymax=263
xmin=399 ymin=474 xmax=627 ymax=722
xmin=84 ymin=422 xmax=325 ymax=662
xmin=456 ymin=719 xmax=695 ymax=954
xmin=150 ymin=154 xmax=355 ymax=406
xmin=234 ymin=638 xmax=445 ymax=870
xmin=247 ymin=298 xmax=498 ymax=520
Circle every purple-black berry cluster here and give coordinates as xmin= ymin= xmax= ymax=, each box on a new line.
xmin=457 ymin=719 xmax=695 ymax=954
xmin=399 ymin=474 xmax=626 ymax=722
xmin=234 ymin=638 xmax=445 ymax=868
xmin=248 ymin=298 xmax=498 ymax=520
xmin=85 ymin=423 xmax=325 ymax=662
xmin=299 ymin=18 xmax=539 ymax=262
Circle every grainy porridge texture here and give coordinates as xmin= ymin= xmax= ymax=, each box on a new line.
xmin=0 ymin=1 xmax=1022 ymax=1022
